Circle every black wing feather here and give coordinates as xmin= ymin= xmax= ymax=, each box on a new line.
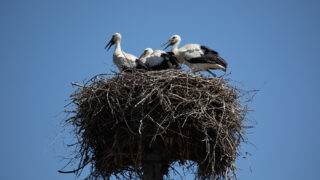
xmin=135 ymin=59 xmax=150 ymax=71
xmin=148 ymin=53 xmax=181 ymax=71
xmin=188 ymin=54 xmax=228 ymax=68
xmin=200 ymin=45 xmax=219 ymax=55
xmin=161 ymin=53 xmax=181 ymax=69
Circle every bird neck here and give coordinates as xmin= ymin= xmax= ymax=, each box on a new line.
xmin=141 ymin=53 xmax=151 ymax=63
xmin=114 ymin=40 xmax=122 ymax=54
xmin=141 ymin=57 xmax=147 ymax=63
xmin=171 ymin=41 xmax=180 ymax=54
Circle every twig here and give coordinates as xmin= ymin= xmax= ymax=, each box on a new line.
xmin=71 ymin=82 xmax=84 ymax=87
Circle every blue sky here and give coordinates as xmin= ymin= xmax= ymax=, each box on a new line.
xmin=1 ymin=0 xmax=320 ymax=179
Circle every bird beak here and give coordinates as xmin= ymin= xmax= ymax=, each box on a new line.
xmin=105 ymin=38 xmax=115 ymax=51
xmin=138 ymin=52 xmax=145 ymax=60
xmin=161 ymin=40 xmax=173 ymax=50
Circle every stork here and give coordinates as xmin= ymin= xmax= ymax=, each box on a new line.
xmin=138 ymin=48 xmax=180 ymax=71
xmin=105 ymin=33 xmax=148 ymax=72
xmin=162 ymin=35 xmax=227 ymax=77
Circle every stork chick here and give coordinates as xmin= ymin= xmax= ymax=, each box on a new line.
xmin=138 ymin=48 xmax=180 ymax=71
xmin=162 ymin=35 xmax=227 ymax=77
xmin=105 ymin=33 xmax=148 ymax=72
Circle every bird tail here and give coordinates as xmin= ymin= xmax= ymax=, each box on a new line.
xmin=217 ymin=56 xmax=227 ymax=71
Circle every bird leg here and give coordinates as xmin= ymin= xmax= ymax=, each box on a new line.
xmin=190 ymin=68 xmax=200 ymax=75
xmin=207 ymin=70 xmax=216 ymax=77
xmin=186 ymin=70 xmax=194 ymax=75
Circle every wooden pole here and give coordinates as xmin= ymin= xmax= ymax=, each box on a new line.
xmin=142 ymin=138 xmax=164 ymax=180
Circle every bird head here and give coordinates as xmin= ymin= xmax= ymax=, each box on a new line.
xmin=138 ymin=48 xmax=153 ymax=60
xmin=162 ymin=35 xmax=181 ymax=50
xmin=105 ymin=33 xmax=122 ymax=51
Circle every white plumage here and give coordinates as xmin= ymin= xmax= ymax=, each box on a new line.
xmin=139 ymin=48 xmax=164 ymax=67
xmin=139 ymin=48 xmax=153 ymax=64
xmin=178 ymin=44 xmax=205 ymax=59
xmin=105 ymin=33 xmax=146 ymax=72
xmin=138 ymin=48 xmax=180 ymax=71
xmin=162 ymin=35 xmax=227 ymax=76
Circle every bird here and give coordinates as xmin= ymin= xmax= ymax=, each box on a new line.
xmin=105 ymin=33 xmax=148 ymax=72
xmin=138 ymin=48 xmax=180 ymax=71
xmin=162 ymin=35 xmax=227 ymax=77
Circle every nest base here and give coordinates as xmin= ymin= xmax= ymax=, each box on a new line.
xmin=62 ymin=70 xmax=252 ymax=179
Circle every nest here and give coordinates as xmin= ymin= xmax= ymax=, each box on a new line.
xmin=62 ymin=70 xmax=253 ymax=179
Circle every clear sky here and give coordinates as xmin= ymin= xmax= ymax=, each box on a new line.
xmin=1 ymin=0 xmax=320 ymax=179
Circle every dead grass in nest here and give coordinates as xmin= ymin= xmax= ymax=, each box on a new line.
xmin=60 ymin=70 xmax=255 ymax=179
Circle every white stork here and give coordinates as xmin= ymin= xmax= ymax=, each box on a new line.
xmin=105 ymin=33 xmax=148 ymax=72
xmin=162 ymin=35 xmax=227 ymax=77
xmin=138 ymin=48 xmax=180 ymax=71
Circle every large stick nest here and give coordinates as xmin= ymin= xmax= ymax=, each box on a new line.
xmin=62 ymin=70 xmax=253 ymax=179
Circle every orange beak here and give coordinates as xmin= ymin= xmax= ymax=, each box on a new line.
xmin=161 ymin=40 xmax=173 ymax=50
xmin=138 ymin=52 xmax=145 ymax=60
